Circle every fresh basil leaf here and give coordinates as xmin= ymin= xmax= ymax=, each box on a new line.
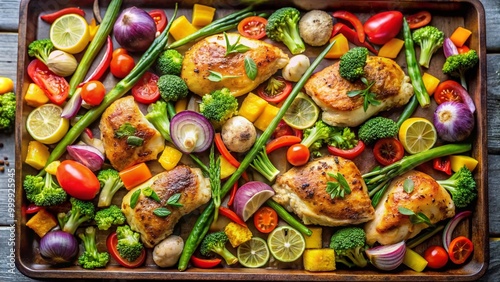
xmin=347 ymin=90 xmax=363 ymax=97
xmin=208 ymin=70 xmax=223 ymax=82
xmin=130 ymin=189 xmax=141 ymax=209
xmin=167 ymin=193 xmax=183 ymax=207
xmin=244 ymin=56 xmax=257 ymax=80
xmin=153 ymin=207 xmax=171 ymax=217
xmin=143 ymin=187 xmax=161 ymax=203
xmin=224 ymin=32 xmax=251 ymax=56
xmin=127 ymin=135 xmax=144 ymax=147
xmin=398 ymin=206 xmax=414 ymax=216
xmin=115 ymin=123 xmax=136 ymax=138
xmin=403 ymin=178 xmax=414 ymax=193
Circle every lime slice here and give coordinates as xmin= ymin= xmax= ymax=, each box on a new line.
xmin=234 ymin=182 xmax=275 ymax=222
xmin=398 ymin=117 xmax=437 ymax=154
xmin=282 ymin=92 xmax=319 ymax=130
xmin=26 ymin=104 xmax=69 ymax=144
xmin=267 ymin=226 xmax=305 ymax=262
xmin=237 ymin=237 xmax=270 ymax=268
xmin=50 ymin=14 xmax=90 ymax=54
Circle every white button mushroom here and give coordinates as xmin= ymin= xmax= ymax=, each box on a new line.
xmin=152 ymin=235 xmax=184 ymax=268
xmin=282 ymin=54 xmax=310 ymax=82
xmin=221 ymin=116 xmax=257 ymax=153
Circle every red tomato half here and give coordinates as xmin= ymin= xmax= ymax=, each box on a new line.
xmin=131 ymin=72 xmax=160 ymax=104
xmin=254 ymin=206 xmax=279 ymax=234
xmin=257 ymin=76 xmax=292 ymax=104
xmin=237 ymin=16 xmax=268 ymax=39
xmin=424 ymin=245 xmax=449 ymax=269
xmin=363 ymin=11 xmax=404 ymax=45
xmin=106 ymin=232 xmax=146 ymax=268
xmin=448 ymin=236 xmax=474 ymax=265
xmin=56 ymin=160 xmax=100 ymax=200
xmin=286 ymin=144 xmax=309 ymax=166
xmin=327 ymin=140 xmax=365 ymax=160
xmin=149 ymin=9 xmax=168 ymax=33
xmin=27 ymin=59 xmax=69 ymax=105
xmin=434 ymin=80 xmax=467 ymax=104
xmin=373 ymin=138 xmax=405 ymax=166
xmin=81 ymin=80 xmax=106 ymax=106
xmin=406 ymin=11 xmax=432 ymax=29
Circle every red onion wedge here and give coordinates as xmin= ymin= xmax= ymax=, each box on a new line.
xmin=67 ymin=144 xmax=105 ymax=171
xmin=365 ymin=240 xmax=406 ymax=271
xmin=442 ymin=210 xmax=472 ymax=252
xmin=233 ymin=181 xmax=275 ymax=222
xmin=170 ymin=110 xmax=214 ymax=154
xmin=61 ymin=88 xmax=82 ymax=119
xmin=443 ymin=37 xmax=459 ymax=58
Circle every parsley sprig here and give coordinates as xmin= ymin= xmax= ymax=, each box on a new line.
xmin=224 ymin=32 xmax=250 ymax=56
xmin=347 ymin=77 xmax=381 ymax=111
xmin=326 ymin=172 xmax=351 ymax=199
xmin=398 ymin=206 xmax=434 ymax=227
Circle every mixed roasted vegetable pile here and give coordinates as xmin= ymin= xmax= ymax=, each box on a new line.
xmin=21 ymin=0 xmax=481 ymax=275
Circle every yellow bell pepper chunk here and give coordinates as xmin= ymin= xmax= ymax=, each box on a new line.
xmin=158 ymin=145 xmax=183 ymax=171
xmin=403 ymin=247 xmax=427 ymax=272
xmin=24 ymin=83 xmax=49 ymax=107
xmin=175 ymin=97 xmax=188 ymax=113
xmin=253 ymin=103 xmax=279 ymax=132
xmin=238 ymin=92 xmax=269 ymax=123
xmin=421 ymin=72 xmax=440 ymax=95
xmin=450 ymin=26 xmax=472 ymax=48
xmin=378 ymin=38 xmax=405 ymax=59
xmin=450 ymin=155 xmax=478 ymax=172
xmin=220 ymin=155 xmax=237 ymax=179
xmin=303 ymin=249 xmax=336 ymax=271
xmin=88 ymin=18 xmax=99 ymax=41
xmin=169 ymin=15 xmax=198 ymax=41
xmin=45 ymin=161 xmax=61 ymax=175
xmin=325 ymin=34 xmax=349 ymax=59
xmin=25 ymin=141 xmax=50 ymax=170
xmin=304 ymin=227 xmax=323 ymax=249
xmin=192 ymin=4 xmax=216 ymax=27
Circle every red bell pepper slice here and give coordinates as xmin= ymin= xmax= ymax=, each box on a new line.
xmin=106 ymin=232 xmax=146 ymax=268
xmin=332 ymin=11 xmax=365 ymax=43
xmin=332 ymin=23 xmax=378 ymax=55
xmin=219 ymin=206 xmax=247 ymax=227
xmin=214 ymin=133 xmax=249 ymax=181
xmin=79 ymin=36 xmax=113 ymax=86
xmin=433 ymin=156 xmax=452 ymax=175
xmin=327 ymin=140 xmax=365 ymax=160
xmin=190 ymin=255 xmax=222 ymax=268
xmin=227 ymin=182 xmax=238 ymax=207
xmin=40 ymin=7 xmax=86 ymax=23
xmin=266 ymin=135 xmax=301 ymax=154
xmin=27 ymin=59 xmax=69 ymax=105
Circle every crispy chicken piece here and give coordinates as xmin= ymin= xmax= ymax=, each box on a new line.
xmin=364 ymin=170 xmax=455 ymax=246
xmin=272 ymin=155 xmax=374 ymax=226
xmin=181 ymin=33 xmax=289 ymax=97
xmin=99 ymin=96 xmax=164 ymax=171
xmin=121 ymin=165 xmax=211 ymax=248
xmin=304 ymin=56 xmax=413 ymax=127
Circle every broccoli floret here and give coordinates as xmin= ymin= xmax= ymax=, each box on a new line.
xmin=199 ymin=88 xmax=238 ymax=128
xmin=78 ymin=226 xmax=110 ymax=269
xmin=96 ymin=169 xmax=124 ymax=208
xmin=412 ymin=26 xmax=445 ymax=68
xmin=329 ymin=227 xmax=368 ymax=268
xmin=0 ymin=92 xmax=16 ymax=132
xmin=23 ymin=173 xmax=67 ymax=207
xmin=301 ymin=120 xmax=336 ymax=151
xmin=200 ymin=231 xmax=238 ymax=265
xmin=94 ymin=205 xmax=126 ymax=231
xmin=437 ymin=166 xmax=477 ymax=208
xmin=58 ymin=197 xmax=95 ymax=235
xmin=339 ymin=47 xmax=369 ymax=82
xmin=328 ymin=127 xmax=359 ymax=150
xmin=144 ymin=100 xmax=172 ymax=143
xmin=250 ymin=146 xmax=280 ymax=182
xmin=28 ymin=39 xmax=53 ymax=64
xmin=155 ymin=49 xmax=184 ymax=76
xmin=157 ymin=74 xmax=188 ymax=102
xmin=442 ymin=49 xmax=479 ymax=90
xmin=116 ymin=225 xmax=144 ymax=262
xmin=265 ymin=7 xmax=305 ymax=55
xmin=358 ymin=117 xmax=398 ymax=144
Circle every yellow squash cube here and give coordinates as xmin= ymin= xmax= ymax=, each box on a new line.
xmin=224 ymin=222 xmax=252 ymax=248
xmin=254 ymin=103 xmax=279 ymax=132
xmin=192 ymin=4 xmax=216 ymax=27
xmin=304 ymin=227 xmax=323 ymax=249
xmin=378 ymin=38 xmax=405 ymax=59
xmin=24 ymin=83 xmax=49 ymax=107
xmin=169 ymin=16 xmax=198 ymax=41
xmin=238 ymin=92 xmax=269 ymax=123
xmin=220 ymin=155 xmax=237 ymax=179
xmin=158 ymin=145 xmax=183 ymax=171
xmin=422 ymin=72 xmax=440 ymax=95
xmin=25 ymin=141 xmax=50 ymax=170
xmin=325 ymin=34 xmax=349 ymax=59
xmin=303 ymin=249 xmax=336 ymax=271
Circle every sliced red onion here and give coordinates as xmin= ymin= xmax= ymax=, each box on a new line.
xmin=114 ymin=7 xmax=156 ymax=52
xmin=170 ymin=110 xmax=214 ymax=154
xmin=443 ymin=38 xmax=459 ymax=58
xmin=61 ymin=90 xmax=82 ymax=119
xmin=233 ymin=181 xmax=275 ymax=221
xmin=365 ymin=240 xmax=406 ymax=271
xmin=442 ymin=210 xmax=472 ymax=252
xmin=455 ymin=84 xmax=476 ymax=113
xmin=39 ymin=231 xmax=79 ymax=265
xmin=434 ymin=101 xmax=475 ymax=142
xmin=67 ymin=144 xmax=105 ymax=171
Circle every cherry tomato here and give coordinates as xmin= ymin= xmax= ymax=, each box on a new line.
xmin=254 ymin=206 xmax=279 ymax=234
xmin=237 ymin=16 xmax=268 ymax=39
xmin=56 ymin=160 xmax=100 ymax=200
xmin=424 ymin=245 xmax=449 ymax=269
xmin=327 ymin=140 xmax=365 ymax=160
xmin=110 ymin=49 xmax=135 ymax=78
xmin=457 ymin=45 xmax=470 ymax=54
xmin=131 ymin=72 xmax=160 ymax=104
xmin=27 ymin=59 xmax=69 ymax=105
xmin=257 ymin=76 xmax=292 ymax=104
xmin=286 ymin=144 xmax=309 ymax=166
xmin=81 ymin=80 xmax=106 ymax=106
xmin=112 ymin=47 xmax=128 ymax=57
xmin=406 ymin=11 xmax=432 ymax=29
xmin=434 ymin=80 xmax=467 ymax=104
xmin=373 ymin=138 xmax=405 ymax=166
xmin=106 ymin=232 xmax=146 ymax=268
xmin=448 ymin=236 xmax=474 ymax=264
xmin=363 ymin=11 xmax=404 ymax=45
xmin=190 ymin=256 xmax=221 ymax=268
xmin=149 ymin=9 xmax=168 ymax=33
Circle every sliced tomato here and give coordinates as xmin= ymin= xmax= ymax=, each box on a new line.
xmin=27 ymin=59 xmax=69 ymax=105
xmin=190 ymin=256 xmax=221 ymax=268
xmin=434 ymin=80 xmax=467 ymax=104
xmin=237 ymin=16 xmax=267 ymax=39
xmin=286 ymin=143 xmax=309 ymax=166
xmin=131 ymin=72 xmax=160 ymax=104
xmin=149 ymin=9 xmax=168 ymax=33
xmin=81 ymin=80 xmax=106 ymax=106
xmin=254 ymin=206 xmax=278 ymax=234
xmin=448 ymin=236 xmax=474 ymax=265
xmin=327 ymin=140 xmax=365 ymax=159
xmin=257 ymin=76 xmax=292 ymax=104
xmin=373 ymin=138 xmax=404 ymax=166
xmin=406 ymin=11 xmax=432 ymax=29
xmin=106 ymin=232 xmax=146 ymax=268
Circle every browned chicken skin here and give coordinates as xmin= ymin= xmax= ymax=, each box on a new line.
xmin=99 ymin=96 xmax=164 ymax=171
xmin=364 ymin=170 xmax=455 ymax=246
xmin=121 ymin=165 xmax=211 ymax=248
xmin=272 ymin=156 xmax=375 ymax=226
xmin=181 ymin=33 xmax=289 ymax=97
xmin=304 ymin=56 xmax=413 ymax=127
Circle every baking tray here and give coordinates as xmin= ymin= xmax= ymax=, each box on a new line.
xmin=14 ymin=0 xmax=488 ymax=280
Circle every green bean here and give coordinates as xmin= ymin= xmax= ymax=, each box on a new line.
xmin=266 ymin=199 xmax=312 ymax=236
xmin=403 ymin=18 xmax=430 ymax=108
xmin=396 ymin=95 xmax=418 ymax=128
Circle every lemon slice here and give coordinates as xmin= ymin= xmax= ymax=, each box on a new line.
xmin=237 ymin=237 xmax=270 ymax=268
xmin=26 ymin=104 xmax=69 ymax=144
xmin=267 ymin=226 xmax=305 ymax=262
xmin=398 ymin=117 xmax=437 ymax=154
xmin=50 ymin=14 xmax=90 ymax=54
xmin=282 ymin=92 xmax=319 ymax=130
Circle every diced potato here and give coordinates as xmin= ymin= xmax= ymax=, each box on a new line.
xmin=303 ymin=249 xmax=336 ymax=271
xmin=192 ymin=4 xmax=216 ymax=27
xmin=220 ymin=155 xmax=237 ymax=179
xmin=304 ymin=227 xmax=323 ymax=249
xmin=24 ymin=83 xmax=49 ymax=107
xmin=26 ymin=209 xmax=58 ymax=238
xmin=224 ymin=222 xmax=252 ymax=248
xmin=25 ymin=141 xmax=50 ymax=170
xmin=378 ymin=38 xmax=405 ymax=59
xmin=158 ymin=145 xmax=183 ymax=171
xmin=253 ymin=104 xmax=279 ymax=132
xmin=238 ymin=92 xmax=269 ymax=123
xmin=169 ymin=15 xmax=198 ymax=41
xmin=325 ymin=34 xmax=349 ymax=59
